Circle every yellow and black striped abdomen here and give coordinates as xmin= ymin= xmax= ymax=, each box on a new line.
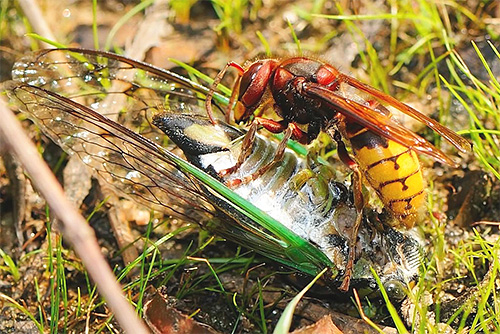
xmin=346 ymin=124 xmax=426 ymax=228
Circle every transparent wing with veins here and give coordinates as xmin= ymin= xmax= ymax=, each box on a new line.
xmin=11 ymin=48 xmax=224 ymax=148
xmin=7 ymin=83 xmax=215 ymax=222
xmin=8 ymin=48 xmax=232 ymax=220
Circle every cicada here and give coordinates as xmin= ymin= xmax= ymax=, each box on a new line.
xmin=5 ymin=48 xmax=421 ymax=298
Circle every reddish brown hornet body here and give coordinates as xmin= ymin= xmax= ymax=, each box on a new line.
xmin=206 ymin=56 xmax=470 ymax=290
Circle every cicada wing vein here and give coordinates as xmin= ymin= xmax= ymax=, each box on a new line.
xmin=11 ymin=48 xmax=229 ymax=116
xmin=6 ymin=83 xmax=214 ymax=221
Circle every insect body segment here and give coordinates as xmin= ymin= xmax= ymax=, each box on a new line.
xmin=344 ymin=123 xmax=426 ymax=228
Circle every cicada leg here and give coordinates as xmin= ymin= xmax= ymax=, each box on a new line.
xmin=333 ymin=130 xmax=364 ymax=292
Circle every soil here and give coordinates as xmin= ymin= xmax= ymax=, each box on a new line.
xmin=0 ymin=0 xmax=499 ymax=333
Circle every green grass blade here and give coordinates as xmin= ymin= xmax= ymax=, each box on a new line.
xmin=273 ymin=268 xmax=327 ymax=334
xmin=0 ymin=248 xmax=20 ymax=281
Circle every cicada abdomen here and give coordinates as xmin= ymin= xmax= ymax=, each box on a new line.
xmin=153 ymin=113 xmax=422 ymax=296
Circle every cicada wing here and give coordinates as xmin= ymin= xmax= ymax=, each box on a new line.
xmin=11 ymin=48 xmax=228 ymax=151
xmin=9 ymin=49 xmax=227 ymax=220
xmin=6 ymin=83 xmax=214 ymax=221
xmin=7 ymin=83 xmax=332 ymax=276
xmin=11 ymin=48 xmax=212 ymax=104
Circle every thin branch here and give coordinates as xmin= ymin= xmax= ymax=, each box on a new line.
xmin=0 ymin=97 xmax=150 ymax=334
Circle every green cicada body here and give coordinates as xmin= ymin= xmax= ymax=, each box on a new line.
xmin=155 ymin=113 xmax=422 ymax=296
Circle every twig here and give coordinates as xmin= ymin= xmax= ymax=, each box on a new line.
xmin=17 ymin=0 xmax=57 ymax=49
xmin=0 ymin=98 xmax=150 ymax=333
